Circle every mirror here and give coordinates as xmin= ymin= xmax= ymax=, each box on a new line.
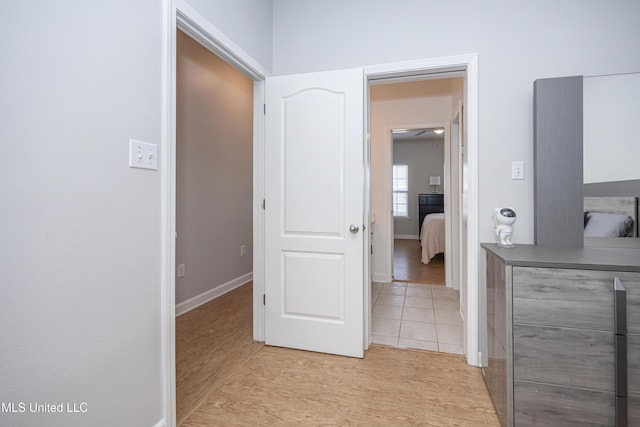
xmin=583 ymin=72 xmax=640 ymax=243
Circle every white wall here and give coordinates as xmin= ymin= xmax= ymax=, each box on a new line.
xmin=273 ymin=0 xmax=640 ymax=252
xmin=0 ymin=2 xmax=163 ymax=426
xmin=184 ymin=0 xmax=274 ymax=72
xmin=176 ymin=31 xmax=253 ymax=306
xmin=392 ymin=139 xmax=444 ymax=237
xmin=583 ymin=72 xmax=640 ymax=184
xmin=0 ymin=2 xmax=272 ymax=426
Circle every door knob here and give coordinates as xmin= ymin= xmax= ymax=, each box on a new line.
xmin=349 ymin=224 xmax=360 ymax=234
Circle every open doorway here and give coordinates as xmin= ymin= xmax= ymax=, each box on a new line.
xmin=368 ymin=76 xmax=467 ymax=355
xmin=391 ymin=127 xmax=446 ymax=285
xmin=174 ymin=29 xmax=259 ymax=425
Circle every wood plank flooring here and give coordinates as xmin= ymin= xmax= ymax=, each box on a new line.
xmin=177 ymin=282 xmax=499 ymax=426
xmin=176 ymin=283 xmax=263 ymax=425
xmin=394 ymin=238 xmax=445 ymax=284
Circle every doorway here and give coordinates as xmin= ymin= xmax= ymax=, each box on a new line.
xmin=367 ymin=77 xmax=466 ymax=355
xmin=174 ymin=29 xmax=257 ymax=424
xmin=391 ymin=127 xmax=446 ymax=285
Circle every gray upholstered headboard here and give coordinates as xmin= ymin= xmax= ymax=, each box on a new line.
xmin=584 ymin=196 xmax=638 ymax=237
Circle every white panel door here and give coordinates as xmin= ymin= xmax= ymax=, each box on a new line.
xmin=265 ymin=68 xmax=364 ymax=358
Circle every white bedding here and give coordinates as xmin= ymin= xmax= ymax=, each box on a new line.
xmin=420 ymin=213 xmax=445 ymax=264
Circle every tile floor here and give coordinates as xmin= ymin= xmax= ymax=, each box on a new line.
xmin=371 ymin=281 xmax=464 ymax=355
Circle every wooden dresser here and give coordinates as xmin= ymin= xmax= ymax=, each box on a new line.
xmin=482 ymin=243 xmax=640 ymax=426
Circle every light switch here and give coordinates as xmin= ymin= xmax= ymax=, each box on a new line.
xmin=129 ymin=139 xmax=158 ymax=170
xmin=511 ymin=161 xmax=524 ymax=180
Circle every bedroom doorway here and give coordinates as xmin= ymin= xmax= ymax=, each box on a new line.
xmin=391 ymin=127 xmax=446 ymax=285
xmin=368 ymin=76 xmax=467 ymax=355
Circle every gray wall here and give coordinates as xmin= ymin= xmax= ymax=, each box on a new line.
xmin=0 ymin=2 xmax=272 ymax=426
xmin=184 ymin=0 xmax=274 ymax=71
xmin=272 ymin=0 xmax=640 ymax=249
xmin=176 ymin=31 xmax=253 ymax=305
xmin=393 ymin=140 xmax=444 ymax=238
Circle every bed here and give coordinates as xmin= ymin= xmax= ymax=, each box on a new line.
xmin=420 ymin=212 xmax=445 ymax=264
xmin=584 ymin=196 xmax=638 ymax=237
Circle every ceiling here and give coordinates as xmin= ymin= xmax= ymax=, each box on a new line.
xmin=392 ymin=127 xmax=444 ymax=142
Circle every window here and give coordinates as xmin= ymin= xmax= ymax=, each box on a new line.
xmin=392 ymin=164 xmax=409 ymax=218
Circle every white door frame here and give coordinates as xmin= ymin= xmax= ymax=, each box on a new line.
xmin=161 ymin=1 xmax=268 ymax=425
xmin=364 ymin=55 xmax=480 ymax=367
xmin=162 ymin=2 xmax=481 ymax=423
xmin=385 ymin=122 xmax=451 ymax=285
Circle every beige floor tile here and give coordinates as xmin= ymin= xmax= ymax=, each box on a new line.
xmin=433 ymin=299 xmax=459 ymax=311
xmin=432 ymin=287 xmax=460 ymax=302
xmin=372 ymin=334 xmax=398 ymax=347
xmin=435 ymin=309 xmax=463 ymax=326
xmin=398 ymin=338 xmax=439 ymax=352
xmin=406 ymin=286 xmax=432 ymax=298
xmin=400 ymin=320 xmax=438 ymax=342
xmin=437 ymin=324 xmax=463 ymax=345
xmin=404 ymin=296 xmax=433 ymax=309
xmin=372 ymin=304 xmax=403 ymax=320
xmin=372 ymin=317 xmax=402 ymax=337
xmin=381 ymin=283 xmax=407 ymax=296
xmin=403 ymin=306 xmax=435 ymax=323
xmin=439 ymin=343 xmax=464 ymax=355
xmin=376 ymin=294 xmax=405 ymax=307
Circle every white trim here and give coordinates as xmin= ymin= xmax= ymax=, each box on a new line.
xmin=364 ymin=53 xmax=480 ymax=367
xmin=153 ymin=419 xmax=167 ymax=427
xmin=372 ymin=272 xmax=388 ymax=283
xmin=174 ymin=0 xmax=269 ymax=80
xmin=162 ymin=2 xmax=270 ymax=426
xmin=160 ymin=0 xmax=176 ymax=426
xmin=175 ymin=273 xmax=253 ymax=316
xmin=252 ymin=80 xmax=266 ymax=342
xmin=394 ymin=234 xmax=419 ymax=240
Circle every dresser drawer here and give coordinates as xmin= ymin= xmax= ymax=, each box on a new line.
xmin=629 ymin=333 xmax=640 ymax=395
xmin=513 ymin=324 xmax=614 ymax=390
xmin=622 ymin=272 xmax=640 ymax=334
xmin=514 ymin=380 xmax=614 ymax=427
xmin=513 ymin=267 xmax=615 ymax=331
xmin=630 ymin=394 xmax=640 ymax=427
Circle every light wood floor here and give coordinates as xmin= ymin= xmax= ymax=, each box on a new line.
xmin=177 ymin=282 xmax=499 ymax=426
xmin=394 ymin=238 xmax=445 ymax=284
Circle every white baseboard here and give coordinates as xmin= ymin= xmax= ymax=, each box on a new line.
xmin=153 ymin=419 xmax=166 ymax=427
xmin=372 ymin=272 xmax=390 ymax=283
xmin=394 ymin=234 xmax=419 ymax=240
xmin=175 ymin=272 xmax=253 ymax=317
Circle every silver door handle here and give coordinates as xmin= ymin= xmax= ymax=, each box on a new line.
xmin=349 ymin=224 xmax=360 ymax=234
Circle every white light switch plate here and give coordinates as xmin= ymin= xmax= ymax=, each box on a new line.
xmin=129 ymin=139 xmax=158 ymax=170
xmin=511 ymin=161 xmax=524 ymax=180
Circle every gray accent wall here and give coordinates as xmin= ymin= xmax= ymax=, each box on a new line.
xmin=393 ymin=139 xmax=444 ymax=238
xmin=534 ymin=76 xmax=584 ymax=247
xmin=176 ymin=30 xmax=254 ymax=305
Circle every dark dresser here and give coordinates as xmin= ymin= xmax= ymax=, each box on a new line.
xmin=418 ymin=193 xmax=444 ymax=235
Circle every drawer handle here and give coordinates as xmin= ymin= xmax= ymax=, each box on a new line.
xmin=614 ymin=277 xmax=627 ymax=427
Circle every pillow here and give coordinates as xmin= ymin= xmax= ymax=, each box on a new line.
xmin=584 ymin=212 xmax=634 ymax=237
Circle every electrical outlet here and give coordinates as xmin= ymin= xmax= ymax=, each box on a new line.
xmin=511 ymin=161 xmax=524 ymax=180
xmin=177 ymin=264 xmax=185 ymax=278
xmin=240 ymin=245 xmax=247 ymax=257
